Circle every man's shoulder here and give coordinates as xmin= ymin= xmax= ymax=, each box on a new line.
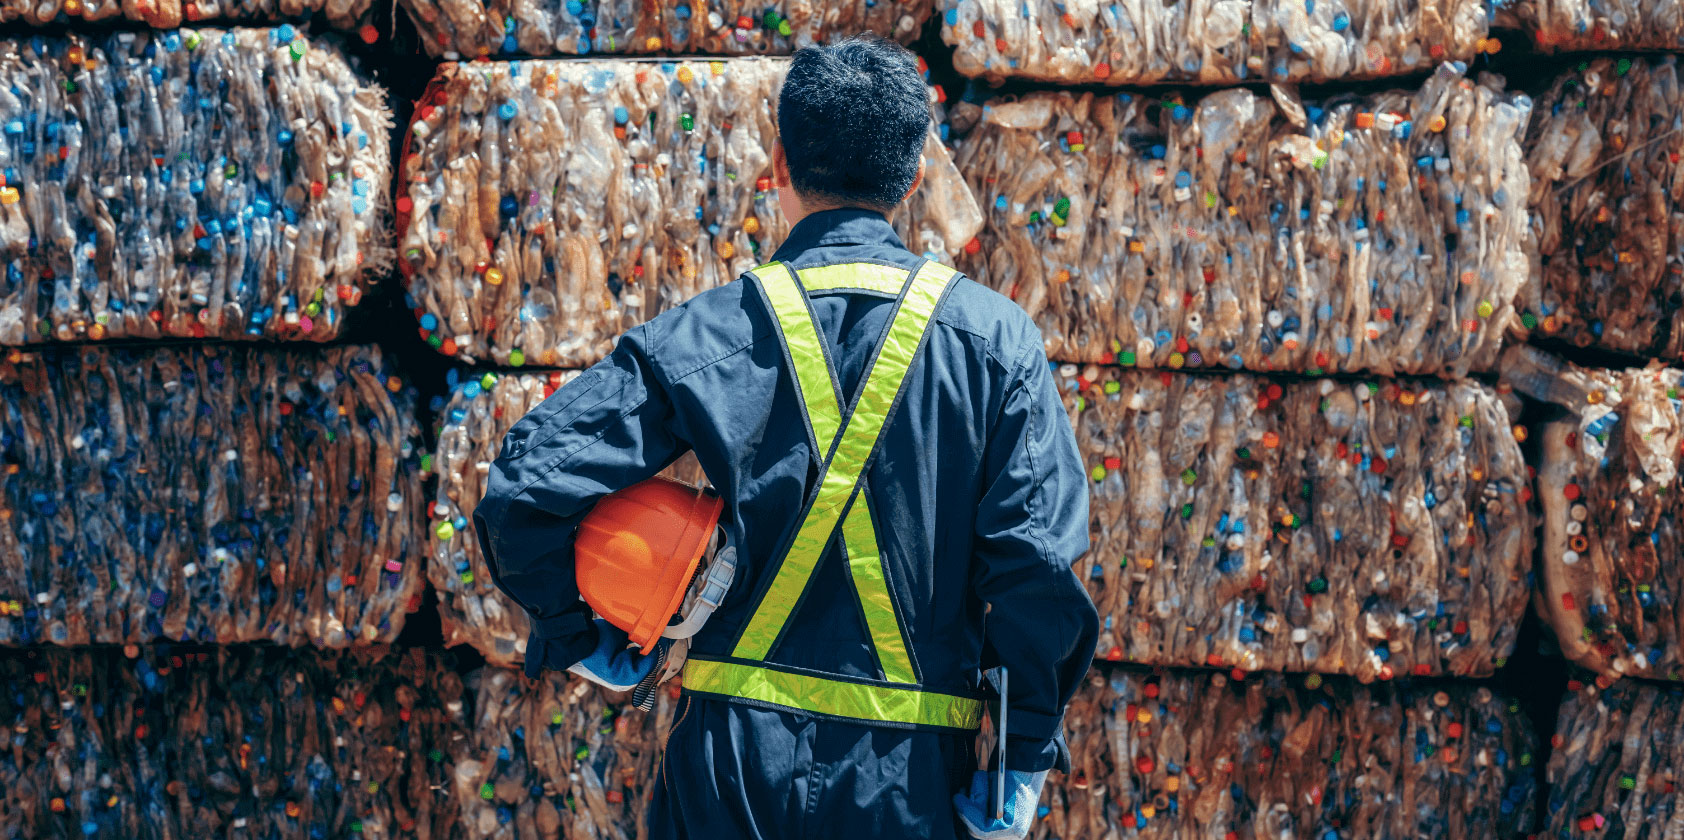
xmin=932 ymin=269 xmax=1041 ymax=370
xmin=639 ymin=262 xmax=1040 ymax=381
xmin=638 ymin=277 xmax=768 ymax=382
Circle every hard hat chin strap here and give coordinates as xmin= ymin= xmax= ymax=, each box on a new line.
xmin=663 ymin=540 xmax=736 ymax=641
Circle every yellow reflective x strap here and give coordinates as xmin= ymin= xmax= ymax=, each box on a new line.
xmin=752 ymin=262 xmax=917 ymax=684
xmin=735 ymin=261 xmax=955 ymax=669
xmin=746 ymin=262 xmax=842 ymax=458
xmin=684 ymin=658 xmax=983 ymax=730
xmin=840 ymin=495 xmax=917 ymax=684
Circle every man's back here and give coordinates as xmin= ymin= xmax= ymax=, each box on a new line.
xmin=648 ymin=210 xmax=1086 ymax=694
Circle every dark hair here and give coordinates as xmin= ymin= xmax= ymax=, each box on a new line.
xmin=778 ymin=35 xmax=930 ymax=213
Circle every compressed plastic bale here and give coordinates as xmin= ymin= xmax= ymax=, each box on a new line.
xmin=0 ymin=345 xmax=425 ymax=648
xmin=0 ymin=648 xmax=159 ymax=839
xmin=1521 ymin=57 xmax=1684 ymax=362
xmin=1500 ymin=346 xmax=1684 ymax=682
xmin=144 ymin=646 xmax=460 ymax=840
xmin=1044 ymin=666 xmax=1537 ymax=838
xmin=399 ymin=58 xmax=983 ymax=366
xmin=0 ymin=645 xmax=459 ymax=840
xmin=1545 ymin=679 xmax=1684 ymax=836
xmin=400 ymin=0 xmax=931 ymax=60
xmin=937 ymin=0 xmax=1491 ymax=85
xmin=952 ymin=64 xmax=1532 ymax=376
xmin=0 ymin=0 xmax=374 ymax=29
xmin=0 ymin=30 xmax=393 ymax=346
xmin=1495 ymin=0 xmax=1684 ymax=51
xmin=1058 ymin=365 xmax=1532 ymax=680
xmin=428 ymin=370 xmax=707 ymax=665
xmin=442 ymin=665 xmax=681 ymax=839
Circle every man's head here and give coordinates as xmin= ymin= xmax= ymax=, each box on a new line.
xmin=774 ymin=35 xmax=930 ymax=222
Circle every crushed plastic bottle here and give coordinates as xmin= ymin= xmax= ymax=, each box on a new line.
xmin=953 ymin=62 xmax=1533 ymax=377
xmin=428 ymin=370 xmax=705 ymax=665
xmin=0 ymin=345 xmax=424 ymax=647
xmin=399 ymin=58 xmax=980 ymax=367
xmin=1521 ymin=56 xmax=1684 ymax=361
xmin=1546 ymin=679 xmax=1684 ymax=837
xmin=938 ymin=0 xmax=1492 ymax=85
xmin=0 ymin=29 xmax=392 ymax=346
xmin=1063 ymin=366 xmax=1531 ymax=680
xmin=397 ymin=0 xmax=931 ymax=60
xmin=1049 ymin=667 xmax=1537 ymax=838
xmin=1496 ymin=0 xmax=1684 ymax=51
xmin=0 ymin=645 xmax=459 ymax=839
xmin=1501 ymin=346 xmax=1684 ymax=682
xmin=0 ymin=0 xmax=376 ymax=28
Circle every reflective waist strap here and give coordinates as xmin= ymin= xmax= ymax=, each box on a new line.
xmin=682 ymin=658 xmax=984 ymax=731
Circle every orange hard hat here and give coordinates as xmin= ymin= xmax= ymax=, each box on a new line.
xmin=575 ymin=476 xmax=725 ymax=652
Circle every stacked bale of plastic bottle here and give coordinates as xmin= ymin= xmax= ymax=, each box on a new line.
xmin=0 ymin=29 xmax=392 ymax=346
xmin=935 ymin=6 xmax=1546 ymax=833
xmin=1544 ymin=677 xmax=1684 ymax=836
xmin=1499 ymin=30 xmax=1684 ymax=840
xmin=1495 ymin=0 xmax=1684 ymax=51
xmin=1521 ymin=56 xmax=1684 ymax=361
xmin=425 ymin=370 xmax=570 ymax=660
xmin=0 ymin=0 xmax=377 ymax=32
xmin=0 ymin=27 xmax=416 ymax=649
xmin=944 ymin=22 xmax=1537 ymax=685
xmin=1055 ymin=367 xmax=1533 ymax=680
xmin=396 ymin=0 xmax=932 ymax=60
xmin=936 ymin=0 xmax=1498 ymax=85
xmin=441 ymin=665 xmax=681 ymax=837
xmin=0 ymin=345 xmax=424 ymax=647
xmin=1499 ymin=347 xmax=1684 ymax=684
xmin=1046 ymin=667 xmax=1536 ymax=838
xmin=398 ymin=56 xmax=980 ymax=368
xmin=948 ymin=62 xmax=1533 ymax=375
xmin=0 ymin=23 xmax=431 ymax=840
xmin=0 ymin=645 xmax=459 ymax=839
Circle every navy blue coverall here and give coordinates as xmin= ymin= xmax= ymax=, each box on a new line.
xmin=476 ymin=209 xmax=1100 ymax=839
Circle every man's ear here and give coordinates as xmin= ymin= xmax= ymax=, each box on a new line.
xmin=901 ymin=157 xmax=926 ymax=203
xmin=773 ymin=141 xmax=791 ymax=188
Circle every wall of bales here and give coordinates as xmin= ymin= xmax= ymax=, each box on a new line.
xmin=0 ymin=1 xmax=1680 ymax=836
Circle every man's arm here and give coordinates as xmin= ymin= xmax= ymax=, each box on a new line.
xmin=973 ymin=341 xmax=1100 ymax=773
xmin=474 ymin=321 xmax=688 ymax=674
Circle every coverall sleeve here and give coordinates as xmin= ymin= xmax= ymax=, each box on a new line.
xmin=973 ymin=341 xmax=1100 ymax=773
xmin=474 ymin=321 xmax=689 ymax=673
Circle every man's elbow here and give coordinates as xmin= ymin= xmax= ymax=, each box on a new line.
xmin=475 ymin=455 xmax=528 ymax=539
xmin=473 ymin=468 xmax=523 ymax=568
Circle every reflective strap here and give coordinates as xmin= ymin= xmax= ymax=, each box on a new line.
xmin=733 ymin=260 xmax=954 ymax=662
xmin=684 ymin=658 xmax=983 ymax=730
xmin=795 ymin=262 xmax=909 ymax=294
xmin=748 ymin=262 xmax=842 ymax=456
xmin=755 ymin=262 xmax=918 ymax=684
xmin=840 ymin=494 xmax=917 ymax=684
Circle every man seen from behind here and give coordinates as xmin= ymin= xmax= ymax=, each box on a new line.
xmin=476 ymin=34 xmax=1100 ymax=840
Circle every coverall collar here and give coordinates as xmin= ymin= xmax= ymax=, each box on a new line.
xmin=770 ymin=208 xmax=909 ymax=263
